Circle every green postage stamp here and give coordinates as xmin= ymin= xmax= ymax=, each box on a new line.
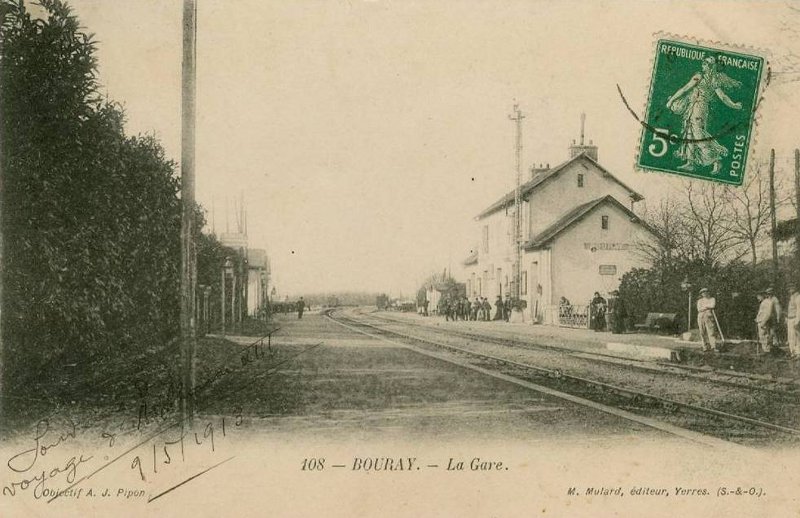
xmin=637 ymin=36 xmax=767 ymax=185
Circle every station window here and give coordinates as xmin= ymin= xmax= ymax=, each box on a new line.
xmin=601 ymin=215 xmax=609 ymax=230
xmin=577 ymin=173 xmax=584 ymax=188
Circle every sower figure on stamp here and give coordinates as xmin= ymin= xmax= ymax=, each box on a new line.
xmin=666 ymin=56 xmax=742 ymax=175
xmin=787 ymin=282 xmax=800 ymax=360
xmin=696 ymin=288 xmax=718 ymax=351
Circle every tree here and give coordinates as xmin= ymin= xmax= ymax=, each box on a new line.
xmin=637 ymin=196 xmax=691 ymax=266
xmin=0 ymin=0 xmax=188 ymax=415
xmin=681 ymin=181 xmax=744 ymax=266
xmin=725 ymin=163 xmax=774 ymax=265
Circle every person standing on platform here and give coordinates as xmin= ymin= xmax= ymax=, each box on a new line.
xmin=606 ymin=290 xmax=626 ymax=334
xmin=471 ymin=297 xmax=480 ymax=321
xmin=786 ymin=282 xmax=800 ymax=359
xmin=504 ymin=295 xmax=512 ymax=322
xmin=696 ymin=288 xmax=717 ymax=351
xmin=494 ymin=295 xmax=504 ymax=320
xmin=766 ymin=287 xmax=784 ymax=348
xmin=755 ymin=288 xmax=777 ymax=354
xmin=297 ymin=297 xmax=306 ymax=320
xmin=590 ymin=292 xmax=607 ymax=332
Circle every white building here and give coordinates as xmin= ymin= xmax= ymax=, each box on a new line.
xmin=462 ymin=124 xmax=655 ymax=325
xmin=246 ymin=248 xmax=270 ymax=317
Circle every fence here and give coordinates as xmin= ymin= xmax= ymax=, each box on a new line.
xmin=545 ymin=304 xmax=591 ymax=328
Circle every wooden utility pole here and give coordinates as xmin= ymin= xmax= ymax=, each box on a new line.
xmin=0 ymin=9 xmax=6 ymax=426
xmin=508 ymin=104 xmax=525 ymax=301
xmin=795 ymin=149 xmax=800 ymax=265
xmin=769 ymin=149 xmax=778 ymax=285
xmin=221 ymin=264 xmax=226 ymax=335
xmin=179 ymin=0 xmax=198 ymax=421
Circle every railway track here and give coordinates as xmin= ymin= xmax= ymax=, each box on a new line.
xmin=368 ymin=310 xmax=800 ymax=396
xmin=325 ymin=308 xmax=800 ymax=448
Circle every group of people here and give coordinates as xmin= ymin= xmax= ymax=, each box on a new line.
xmin=754 ymin=283 xmax=800 ymax=358
xmin=697 ymin=283 xmax=800 ymax=359
xmin=589 ymin=291 xmax=627 ymax=334
xmin=435 ymin=295 xmax=515 ymax=322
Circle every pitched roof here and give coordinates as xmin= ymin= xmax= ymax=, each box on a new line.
xmin=522 ymin=195 xmax=652 ymax=250
xmin=475 ymin=153 xmax=643 ymax=221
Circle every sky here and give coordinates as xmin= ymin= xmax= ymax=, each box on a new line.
xmin=62 ymin=0 xmax=800 ymax=297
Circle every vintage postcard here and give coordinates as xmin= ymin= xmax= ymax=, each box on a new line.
xmin=2 ymin=1 xmax=800 ymax=517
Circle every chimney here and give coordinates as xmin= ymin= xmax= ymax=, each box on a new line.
xmin=568 ymin=112 xmax=598 ymax=161
xmin=529 ymin=162 xmax=551 ymax=180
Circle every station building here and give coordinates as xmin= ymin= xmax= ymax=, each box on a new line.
xmin=461 ymin=124 xmax=656 ymax=324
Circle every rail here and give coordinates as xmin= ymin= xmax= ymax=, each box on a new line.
xmin=327 ymin=309 xmax=800 ymax=445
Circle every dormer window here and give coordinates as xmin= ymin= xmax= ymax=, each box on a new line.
xmin=601 ymin=215 xmax=609 ymax=230
xmin=577 ymin=173 xmax=584 ymax=187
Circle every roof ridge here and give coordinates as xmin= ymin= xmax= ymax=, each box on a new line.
xmin=523 ymin=194 xmax=646 ymax=250
xmin=475 ymin=154 xmax=642 ymax=220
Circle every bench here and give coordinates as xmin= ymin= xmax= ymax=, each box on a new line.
xmin=634 ymin=312 xmax=679 ymax=334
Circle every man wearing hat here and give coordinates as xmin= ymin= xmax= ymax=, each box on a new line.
xmin=696 ymin=288 xmax=717 ymax=351
xmin=786 ymin=282 xmax=800 ymax=359
xmin=755 ymin=288 xmax=778 ymax=353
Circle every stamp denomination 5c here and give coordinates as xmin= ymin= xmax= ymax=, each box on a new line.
xmin=637 ymin=37 xmax=767 ymax=185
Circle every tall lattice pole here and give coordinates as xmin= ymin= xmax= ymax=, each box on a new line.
xmin=180 ymin=0 xmax=198 ymax=422
xmin=508 ymin=104 xmax=525 ymax=301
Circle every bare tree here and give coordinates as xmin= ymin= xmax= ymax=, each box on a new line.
xmin=636 ymin=196 xmax=690 ymax=266
xmin=682 ymin=181 xmax=745 ymax=266
xmin=725 ymin=163 xmax=773 ymax=265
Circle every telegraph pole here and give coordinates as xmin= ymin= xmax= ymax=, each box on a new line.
xmin=769 ymin=149 xmax=778 ymax=286
xmin=795 ymin=149 xmax=800 ymax=266
xmin=508 ymin=104 xmax=525 ymax=301
xmin=180 ymin=0 xmax=198 ymax=422
xmin=0 ymin=7 xmax=6 ymax=426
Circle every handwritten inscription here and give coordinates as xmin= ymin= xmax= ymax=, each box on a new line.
xmin=3 ymin=416 xmax=95 ymax=499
